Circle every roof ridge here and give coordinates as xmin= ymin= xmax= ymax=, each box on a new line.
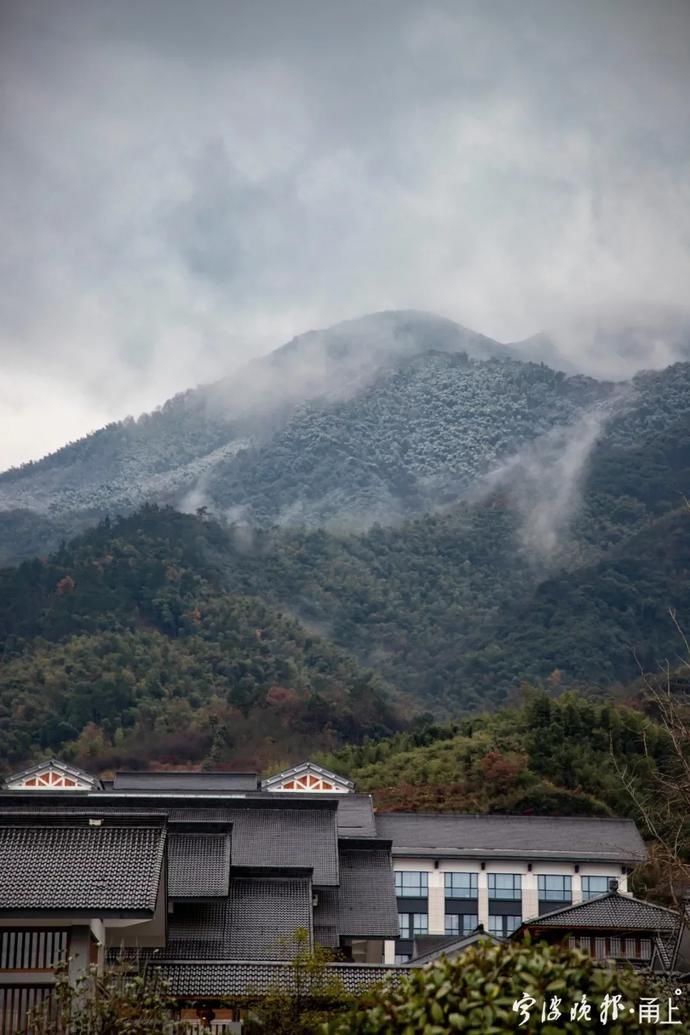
xmin=377 ymin=811 xmax=636 ymax=823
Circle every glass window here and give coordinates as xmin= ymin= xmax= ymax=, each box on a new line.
xmin=444 ymin=913 xmax=479 ymax=936
xmin=394 ymin=954 xmax=411 ymax=964
xmin=488 ymin=914 xmax=521 ymax=937
xmin=581 ymin=876 xmax=610 ymax=900
xmin=398 ymin=912 xmax=428 ymax=939
xmin=444 ymin=872 xmax=478 ymax=899
xmin=487 ymin=873 xmax=522 ymax=900
xmin=538 ymin=875 xmax=572 ymax=901
xmin=395 ymin=871 xmax=429 ymax=897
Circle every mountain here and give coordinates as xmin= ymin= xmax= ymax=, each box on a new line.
xmin=0 ymin=507 xmax=400 ymax=773
xmin=1 ymin=309 xmax=689 ymax=773
xmin=0 ymin=310 xmax=612 ymax=561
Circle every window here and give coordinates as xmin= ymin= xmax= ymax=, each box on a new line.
xmin=398 ymin=913 xmax=428 ymax=939
xmin=394 ymin=954 xmax=411 ymax=964
xmin=581 ymin=876 xmax=610 ymax=900
xmin=444 ymin=872 xmax=478 ymax=899
xmin=444 ymin=913 xmax=478 ymax=936
xmin=488 ymin=873 xmax=522 ymax=900
xmin=488 ymin=914 xmax=521 ymax=937
xmin=538 ymin=875 xmax=572 ymax=902
xmin=395 ymin=871 xmax=428 ymax=898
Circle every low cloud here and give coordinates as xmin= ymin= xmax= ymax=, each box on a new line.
xmin=485 ymin=397 xmax=625 ymax=562
xmin=1 ymin=0 xmax=689 ymax=466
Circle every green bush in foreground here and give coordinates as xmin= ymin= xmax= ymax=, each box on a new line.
xmin=324 ymin=939 xmax=665 ymax=1034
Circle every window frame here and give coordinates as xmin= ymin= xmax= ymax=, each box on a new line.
xmin=488 ymin=913 xmax=522 ymax=937
xmin=487 ymin=873 xmax=522 ymax=900
xmin=537 ymin=874 xmax=573 ymax=902
xmin=398 ymin=912 xmax=428 ymax=939
xmin=581 ymin=876 xmax=610 ymax=900
xmin=394 ymin=871 xmax=429 ymax=898
xmin=444 ymin=872 xmax=478 ymax=899
xmin=444 ymin=913 xmax=479 ymax=937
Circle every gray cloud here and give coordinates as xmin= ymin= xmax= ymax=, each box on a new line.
xmin=2 ymin=0 xmax=690 ymax=467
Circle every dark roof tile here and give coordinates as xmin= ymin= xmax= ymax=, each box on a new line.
xmin=0 ymin=823 xmax=165 ymax=913
xmin=376 ymin=813 xmax=646 ymax=863
xmin=526 ymin=892 xmax=680 ymax=931
xmin=153 ymin=960 xmax=406 ymax=997
xmin=228 ymin=808 xmax=338 ymax=886
xmin=113 ymin=772 xmax=258 ymax=791
xmin=168 ymin=832 xmax=231 ymax=898
xmin=228 ymin=877 xmax=312 ymax=960
xmin=338 ymin=844 xmax=399 ymax=938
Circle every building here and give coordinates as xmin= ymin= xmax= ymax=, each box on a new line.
xmin=375 ymin=812 xmax=647 ymax=964
xmin=0 ymin=757 xmax=661 ymax=1031
xmin=0 ymin=759 xmax=401 ymax=1032
xmin=515 ymin=884 xmax=690 ymax=973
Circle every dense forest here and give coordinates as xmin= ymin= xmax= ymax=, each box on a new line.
xmin=0 ymin=488 xmax=687 ymax=775
xmin=3 ymin=311 xmax=688 ymax=565
xmin=0 ymin=510 xmax=399 ymax=772
xmin=0 ymin=315 xmax=688 ymax=778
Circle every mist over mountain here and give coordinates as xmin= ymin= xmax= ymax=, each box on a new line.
xmin=4 ymin=307 xmax=685 ymax=563
xmin=1 ymin=308 xmax=689 ymax=769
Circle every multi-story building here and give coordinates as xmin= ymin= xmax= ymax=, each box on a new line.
xmin=0 ymin=756 xmax=662 ymax=1032
xmin=375 ymin=812 xmax=647 ymax=963
xmin=0 ymin=759 xmax=400 ymax=1032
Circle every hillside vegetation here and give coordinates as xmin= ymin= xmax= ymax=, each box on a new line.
xmin=0 ymin=510 xmax=398 ymax=772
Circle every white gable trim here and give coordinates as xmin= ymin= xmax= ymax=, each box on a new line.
xmin=262 ymin=761 xmax=354 ymax=794
xmin=4 ymin=758 xmax=98 ymax=791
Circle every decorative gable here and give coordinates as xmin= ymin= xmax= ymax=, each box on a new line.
xmin=262 ymin=761 xmax=354 ymax=794
xmin=3 ymin=758 xmax=99 ymax=792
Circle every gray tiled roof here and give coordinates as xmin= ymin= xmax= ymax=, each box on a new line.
xmin=0 ymin=822 xmax=165 ymax=914
xmin=153 ymin=960 xmax=406 ymax=997
xmin=409 ymin=931 xmax=503 ymax=966
xmin=168 ymin=832 xmax=231 ymax=898
xmin=336 ymin=796 xmax=377 ymax=838
xmin=376 ymin=813 xmax=646 ymax=863
xmin=337 ymin=844 xmax=399 ymax=938
xmin=313 ymin=888 xmax=339 ymax=948
xmin=228 ymin=808 xmax=339 ymax=886
xmin=113 ymin=771 xmax=258 ymax=791
xmin=168 ymin=808 xmax=235 ymax=824
xmin=168 ymin=902 xmax=230 ymax=958
xmin=526 ymin=892 xmax=680 ymax=931
xmin=166 ymin=876 xmax=314 ymax=961
xmin=228 ymin=876 xmax=313 ymax=960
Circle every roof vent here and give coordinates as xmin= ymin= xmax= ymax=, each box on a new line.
xmin=608 ymin=879 xmax=619 ymax=893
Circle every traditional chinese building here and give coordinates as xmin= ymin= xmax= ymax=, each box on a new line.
xmin=514 ymin=883 xmax=690 ymax=973
xmin=0 ymin=757 xmax=663 ymax=1031
xmin=0 ymin=759 xmax=400 ymax=1032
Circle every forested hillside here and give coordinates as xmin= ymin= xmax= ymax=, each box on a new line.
xmin=321 ymin=691 xmax=669 ymax=821
xmin=0 ymin=310 xmax=617 ymax=561
xmin=1 ymin=314 xmax=689 ymax=774
xmin=0 ymin=510 xmax=399 ymax=773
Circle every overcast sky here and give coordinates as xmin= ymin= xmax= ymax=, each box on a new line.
xmin=1 ymin=0 xmax=689 ymax=468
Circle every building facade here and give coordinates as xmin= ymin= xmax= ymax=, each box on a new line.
xmin=0 ymin=758 xmax=652 ymax=1031
xmin=375 ymin=812 xmax=647 ymax=964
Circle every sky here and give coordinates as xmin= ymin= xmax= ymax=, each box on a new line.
xmin=1 ymin=0 xmax=690 ymax=469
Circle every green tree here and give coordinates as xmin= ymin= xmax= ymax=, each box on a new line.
xmin=22 ymin=962 xmax=181 ymax=1035
xmin=324 ymin=939 xmax=658 ymax=1034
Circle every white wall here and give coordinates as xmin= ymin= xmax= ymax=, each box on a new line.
xmin=391 ymin=857 xmax=628 ymax=938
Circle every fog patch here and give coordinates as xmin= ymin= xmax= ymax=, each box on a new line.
xmin=484 ymin=396 xmax=626 ymax=562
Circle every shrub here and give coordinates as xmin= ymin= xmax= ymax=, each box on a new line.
xmin=324 ymin=938 xmax=662 ymax=1034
